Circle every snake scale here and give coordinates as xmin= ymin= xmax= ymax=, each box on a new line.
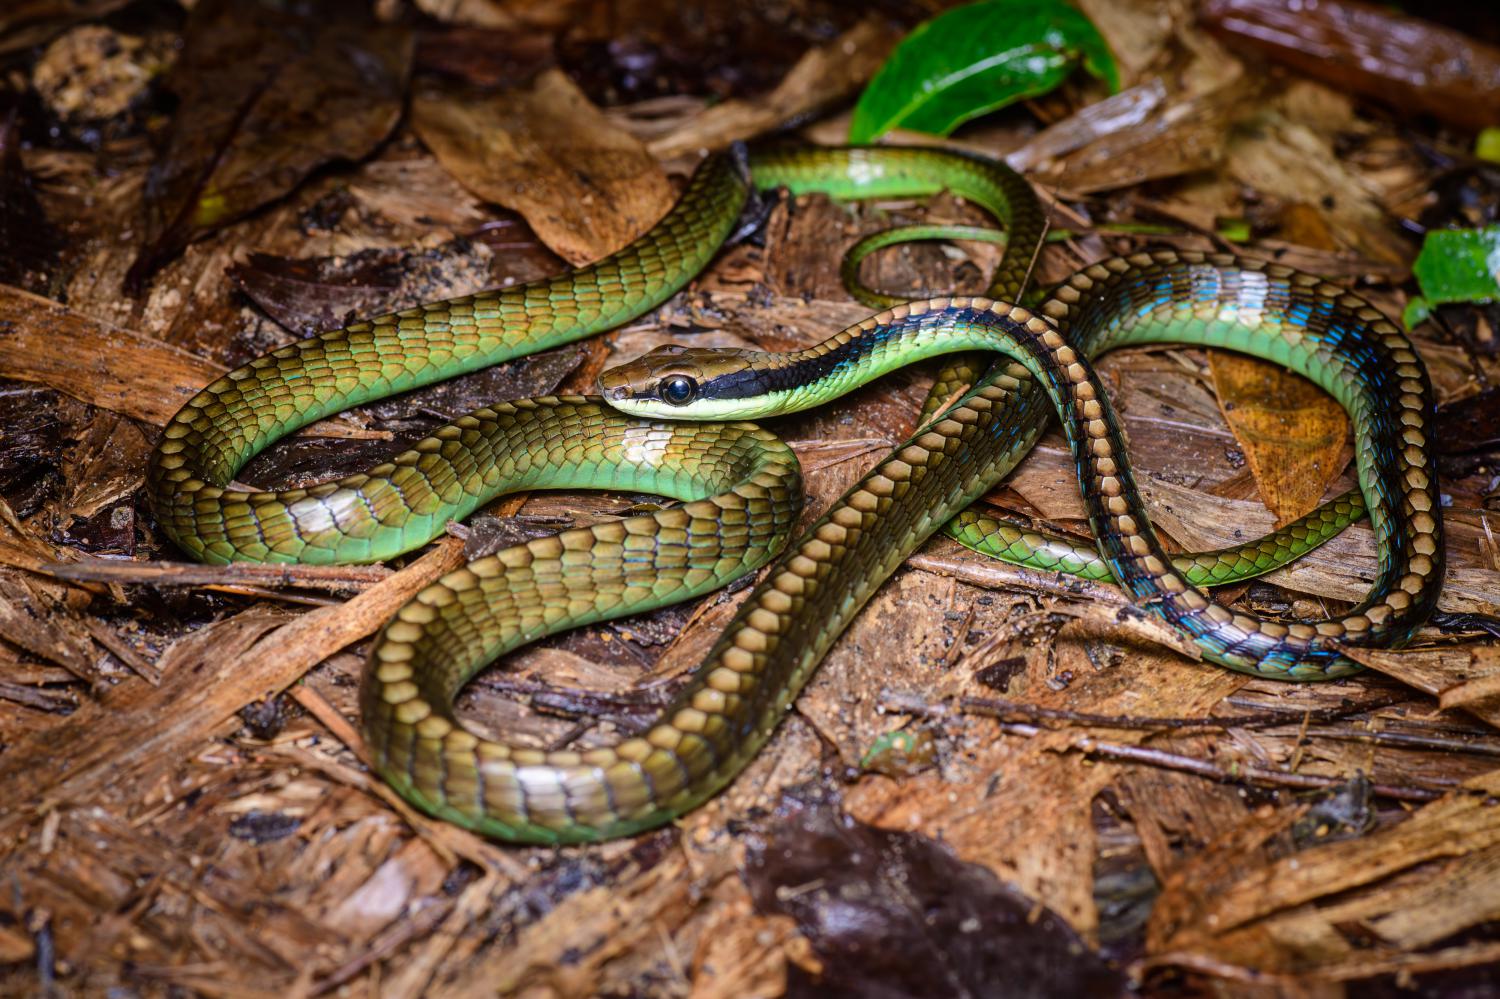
xmin=148 ymin=146 xmax=1441 ymax=843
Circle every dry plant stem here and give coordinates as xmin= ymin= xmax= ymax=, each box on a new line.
xmin=1144 ymin=939 xmax=1500 ymax=986
xmin=44 ymin=558 xmax=392 ymax=593
xmin=287 ymin=682 xmax=367 ymax=759
xmin=880 ymin=692 xmax=1448 ymax=802
xmin=966 ymin=691 xmax=1500 ymax=756
xmin=956 ymin=692 xmax=1413 ymax=732
xmin=1300 ymin=726 xmax=1500 ymax=758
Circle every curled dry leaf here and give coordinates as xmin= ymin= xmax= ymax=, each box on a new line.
xmin=124 ymin=0 xmax=413 ymax=291
xmin=1014 ymin=79 xmax=1243 ymax=193
xmin=412 ymin=68 xmax=672 ymax=266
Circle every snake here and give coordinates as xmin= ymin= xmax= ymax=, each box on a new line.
xmin=146 ymin=146 xmax=1441 ymax=844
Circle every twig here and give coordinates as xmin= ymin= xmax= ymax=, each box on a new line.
xmin=880 ymin=691 xmax=1448 ymax=802
xmin=43 ymin=558 xmax=391 ymax=593
xmin=0 ymin=681 xmax=75 ymax=713
xmin=80 ymin=618 xmax=161 ymax=686
xmin=288 ymin=683 xmax=368 ymax=763
xmin=954 ymin=693 xmax=1408 ymax=732
xmin=1301 ymin=725 xmax=1500 ymax=758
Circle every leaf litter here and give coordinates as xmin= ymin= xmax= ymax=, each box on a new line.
xmin=1 ymin=1 xmax=1499 ymax=996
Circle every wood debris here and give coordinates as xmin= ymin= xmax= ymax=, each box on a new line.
xmin=1 ymin=1 xmax=1498 ymax=995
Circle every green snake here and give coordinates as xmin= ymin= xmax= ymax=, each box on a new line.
xmin=147 ymin=146 xmax=1441 ymax=843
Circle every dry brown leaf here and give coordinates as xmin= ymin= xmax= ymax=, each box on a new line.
xmin=1226 ymin=110 xmax=1408 ymax=265
xmin=412 ymin=68 xmax=672 ymax=266
xmin=1018 ymin=80 xmax=1243 ymax=193
xmin=124 ymin=0 xmax=412 ymax=289
xmin=0 ymin=0 xmax=132 ymax=56
xmin=1074 ymin=0 xmax=1173 ymax=80
xmin=645 ymin=18 xmax=901 ymax=160
xmin=1208 ymin=351 xmax=1350 ymax=525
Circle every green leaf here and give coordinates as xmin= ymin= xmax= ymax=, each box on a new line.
xmin=1406 ymin=226 xmax=1500 ymax=329
xmin=849 ymin=0 xmax=1119 ymax=144
xmin=1401 ymin=297 xmax=1432 ymax=332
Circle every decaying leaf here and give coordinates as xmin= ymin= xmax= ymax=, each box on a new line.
xmin=412 ymin=68 xmax=672 ymax=266
xmin=1208 ymin=352 xmax=1350 ymax=526
xmin=744 ymin=785 xmax=1125 ymax=998
xmin=0 ymin=105 xmax=62 ymax=293
xmin=227 ymin=239 xmax=503 ymax=337
xmin=1204 ymin=0 xmax=1500 ymax=132
xmin=124 ymin=0 xmax=413 ymax=291
xmin=0 ymin=0 xmax=132 ymax=56
xmin=645 ymin=18 xmax=903 ymax=161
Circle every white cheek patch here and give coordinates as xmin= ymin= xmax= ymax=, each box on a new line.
xmin=620 ymin=425 xmax=673 ymax=467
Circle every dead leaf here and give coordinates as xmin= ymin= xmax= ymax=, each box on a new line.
xmin=1148 ymin=769 xmax=1500 ymax=973
xmin=1347 ymin=644 xmax=1500 ymax=730
xmin=0 ymin=538 xmax=467 ymax=838
xmin=646 ymin=18 xmax=902 ymax=161
xmin=0 ymin=0 xmax=131 ymax=56
xmin=0 ymin=105 xmax=62 ymax=293
xmin=1208 ymin=351 xmax=1350 ymax=526
xmin=743 ymin=785 xmax=1124 ymax=998
xmin=1226 ymin=110 xmax=1408 ymax=265
xmin=1016 ymin=80 xmax=1243 ymax=194
xmin=1204 ymin=0 xmax=1500 ymax=132
xmin=412 ymin=68 xmax=672 ymax=266
xmin=227 ymin=239 xmax=499 ymax=337
xmin=124 ymin=0 xmax=412 ymax=290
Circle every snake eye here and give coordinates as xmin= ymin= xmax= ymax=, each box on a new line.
xmin=660 ymin=375 xmax=698 ymax=406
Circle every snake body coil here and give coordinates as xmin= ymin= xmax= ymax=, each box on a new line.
xmin=148 ymin=147 xmax=1442 ymax=843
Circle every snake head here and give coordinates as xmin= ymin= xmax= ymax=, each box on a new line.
xmin=597 ymin=343 xmax=776 ymax=420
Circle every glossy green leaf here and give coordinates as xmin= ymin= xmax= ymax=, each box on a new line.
xmin=1404 ymin=225 xmax=1500 ymax=329
xmin=849 ymin=0 xmax=1119 ymax=144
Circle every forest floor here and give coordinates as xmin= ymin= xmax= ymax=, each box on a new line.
xmin=2 ymin=1 xmax=1500 ymax=996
